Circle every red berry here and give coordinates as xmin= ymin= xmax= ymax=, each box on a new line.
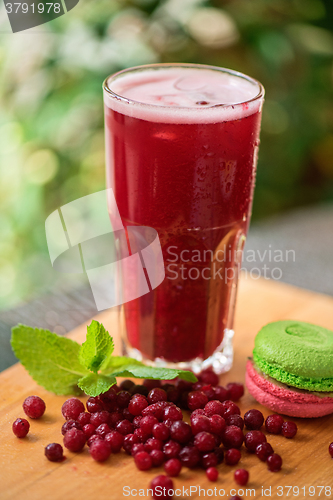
xmin=281 ymin=421 xmax=297 ymax=439
xmin=163 ymin=405 xmax=183 ymax=421
xmin=201 ymin=452 xmax=218 ymax=469
xmin=108 ymin=411 xmax=123 ymax=428
xmin=45 ymin=443 xmax=64 ymax=462
xmin=145 ymin=438 xmax=163 ymax=452
xmin=86 ymin=396 xmax=104 ymax=413
xmin=130 ymin=385 xmax=149 ymax=396
xmin=77 ymin=412 xmax=91 ymax=426
xmin=140 ymin=415 xmax=158 ymax=435
xmin=116 ymin=419 xmax=134 ymax=436
xmin=142 ymin=402 xmax=165 ymax=420
xmin=61 ymin=398 xmax=85 ymax=420
xmin=194 ymin=431 xmax=216 ymax=452
xmin=23 ymin=395 xmax=46 ymax=419
xmin=95 ymin=423 xmax=111 ymax=438
xmin=206 ymin=466 xmax=219 ymax=482
xmin=188 ymin=391 xmax=209 ymax=410
xmin=150 ymin=449 xmax=165 ymax=467
xmin=267 ymin=453 xmax=282 ymax=472
xmin=90 ymin=411 xmax=110 ymax=428
xmin=105 ymin=430 xmax=124 ymax=453
xmin=244 ymin=431 xmax=266 ymax=452
xmin=234 ymin=468 xmax=249 ymax=486
xmin=120 ymin=379 xmax=135 ymax=392
xmin=164 ymin=458 xmax=182 ymax=477
xmin=89 ymin=440 xmax=111 ymax=462
xmin=204 ymin=400 xmax=224 ymax=417
xmin=61 ymin=419 xmax=82 ymax=436
xmin=220 ymin=400 xmax=241 ymax=418
xmin=63 ymin=428 xmax=86 ymax=452
xmin=135 ymin=451 xmax=153 ymax=470
xmin=191 ymin=408 xmax=205 ymax=418
xmin=226 ymin=383 xmax=244 ymax=401
xmin=244 ymin=409 xmax=264 ymax=430
xmin=133 ymin=416 xmax=143 ymax=429
xmin=134 ymin=427 xmax=149 ymax=443
xmin=150 ymin=475 xmax=174 ymax=500
xmin=199 ymin=368 xmax=219 ymax=387
xmin=82 ymin=424 xmax=96 ymax=439
xmin=202 ymin=385 xmax=216 ymax=401
xmin=12 ymin=418 xmax=30 ymax=438
xmin=255 ymin=442 xmax=274 ymax=461
xmin=329 ymin=443 xmax=333 ymax=458
xmin=122 ymin=408 xmax=135 ymax=422
xmin=179 ymin=445 xmax=201 ymax=468
xmin=230 ymin=497 xmax=242 ymax=500
xmin=225 ymin=448 xmax=241 ymax=465
xmin=222 ymin=425 xmax=244 ymax=449
xmin=191 ymin=414 xmax=211 ymax=435
xmin=143 ymin=379 xmax=162 ymax=390
xmin=131 ymin=443 xmax=146 ymax=456
xmin=215 ymin=447 xmax=224 ymax=464
xmin=87 ymin=434 xmax=103 ymax=447
xmin=170 ymin=421 xmax=192 ymax=444
xmin=163 ymin=440 xmax=181 ymax=459
xmin=226 ymin=414 xmax=244 ymax=430
xmin=214 ymin=386 xmax=229 ymax=402
xmin=209 ymin=414 xmax=226 ymax=436
xmin=148 ymin=388 xmax=168 ymax=404
xmin=153 ymin=423 xmax=170 ymax=441
xmin=128 ymin=395 xmax=148 ymax=416
xmin=265 ymin=414 xmax=284 ymax=434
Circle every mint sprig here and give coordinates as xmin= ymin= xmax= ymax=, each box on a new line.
xmin=11 ymin=320 xmax=197 ymax=397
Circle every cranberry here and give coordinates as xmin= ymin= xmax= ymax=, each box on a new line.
xmin=131 ymin=443 xmax=146 ymax=456
xmin=12 ymin=418 xmax=30 ymax=438
xmin=226 ymin=383 xmax=244 ymax=401
xmin=86 ymin=396 xmax=104 ymax=413
xmin=225 ymin=448 xmax=241 ymax=465
xmin=105 ymin=430 xmax=124 ymax=453
xmin=133 ymin=416 xmax=143 ymax=429
xmin=140 ymin=415 xmax=158 ymax=435
xmin=234 ymin=468 xmax=249 ymax=486
xmin=122 ymin=408 xmax=135 ymax=422
xmin=123 ymin=433 xmax=139 ymax=454
xmin=201 ymin=452 xmax=218 ymax=469
xmin=130 ymin=384 xmax=149 ymax=396
xmin=144 ymin=379 xmax=162 ymax=390
xmin=44 ymin=443 xmax=64 ymax=462
xmin=230 ymin=497 xmax=242 ymax=500
xmin=89 ymin=440 xmax=111 ymax=462
xmin=150 ymin=475 xmax=174 ymax=500
xmin=176 ymin=379 xmax=193 ymax=392
xmin=209 ymin=414 xmax=226 ymax=436
xmin=170 ymin=421 xmax=192 ymax=444
xmin=61 ymin=398 xmax=85 ymax=420
xmin=202 ymin=385 xmax=216 ymax=401
xmin=82 ymin=424 xmax=96 ymax=439
xmin=179 ymin=391 xmax=190 ymax=410
xmin=128 ymin=395 xmax=148 ymax=416
xmin=164 ymin=458 xmax=182 ymax=477
xmin=108 ymin=412 xmax=123 ymax=428
xmin=153 ymin=423 xmax=170 ymax=441
xmin=265 ymin=414 xmax=284 ymax=434
xmin=188 ymin=391 xmax=209 ymax=410
xmin=199 ymin=368 xmax=219 ymax=387
xmin=163 ymin=405 xmax=182 ymax=421
xmin=87 ymin=434 xmax=103 ymax=447
xmin=214 ymin=386 xmax=229 ymax=402
xmin=61 ymin=419 xmax=82 ymax=435
xmin=244 ymin=431 xmax=266 ymax=453
xmin=194 ymin=431 xmax=216 ymax=452
xmin=191 ymin=408 xmax=205 ymax=418
xmin=329 ymin=443 xmax=333 ymax=458
xmin=226 ymin=414 xmax=244 ymax=430
xmin=90 ymin=411 xmax=110 ymax=428
xmin=95 ymin=423 xmax=111 ymax=438
xmin=222 ymin=425 xmax=244 ymax=449
xmin=150 ymin=449 xmax=165 ymax=467
xmin=191 ymin=414 xmax=211 ymax=435
xmin=204 ymin=400 xmax=224 ymax=417
xmin=116 ymin=419 xmax=134 ymax=436
xmin=206 ymin=466 xmax=219 ymax=482
xmin=148 ymin=388 xmax=168 ymax=405
xmin=220 ymin=400 xmax=241 ymax=418
xmin=179 ymin=445 xmax=201 ymax=468
xmin=255 ymin=442 xmax=274 ymax=461
xmin=214 ymin=447 xmax=224 ymax=464
xmin=145 ymin=438 xmax=163 ymax=452
xmin=135 ymin=451 xmax=152 ymax=470
xmin=166 ymin=386 xmax=180 ymax=404
xmin=281 ymin=421 xmax=297 ymax=439
xmin=267 ymin=453 xmax=282 ymax=472
xmin=99 ymin=389 xmax=117 ymax=411
xmin=120 ymin=379 xmax=135 ymax=391
xmin=163 ymin=440 xmax=181 ymax=459
xmin=23 ymin=395 xmax=46 ymax=419
xmin=142 ymin=402 xmax=165 ymax=421
xmin=63 ymin=428 xmax=86 ymax=452
xmin=244 ymin=409 xmax=264 ymax=430
xmin=116 ymin=391 xmax=131 ymax=408
xmin=77 ymin=412 xmax=91 ymax=426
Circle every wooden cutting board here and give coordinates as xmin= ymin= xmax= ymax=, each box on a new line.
xmin=1 ymin=276 xmax=333 ymax=500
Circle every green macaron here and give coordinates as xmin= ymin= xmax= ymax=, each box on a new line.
xmin=252 ymin=320 xmax=333 ymax=392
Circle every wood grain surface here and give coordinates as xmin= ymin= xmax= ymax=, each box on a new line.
xmin=1 ymin=276 xmax=333 ymax=500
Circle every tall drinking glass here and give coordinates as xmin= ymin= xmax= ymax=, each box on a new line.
xmin=103 ymin=64 xmax=264 ymax=373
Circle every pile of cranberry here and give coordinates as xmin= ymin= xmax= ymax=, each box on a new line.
xmin=13 ymin=370 xmax=300 ymax=500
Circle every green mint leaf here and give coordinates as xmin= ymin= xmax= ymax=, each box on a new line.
xmin=77 ymin=373 xmax=117 ymax=397
xmin=79 ymin=320 xmax=114 ymax=373
xmin=100 ymin=356 xmax=144 ymax=375
xmin=110 ymin=364 xmax=197 ymax=383
xmin=11 ymin=324 xmax=89 ymax=395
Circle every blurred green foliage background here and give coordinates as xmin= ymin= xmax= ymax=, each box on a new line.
xmin=0 ymin=0 xmax=332 ymax=309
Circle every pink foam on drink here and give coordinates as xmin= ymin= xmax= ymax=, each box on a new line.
xmin=104 ymin=66 xmax=263 ymax=124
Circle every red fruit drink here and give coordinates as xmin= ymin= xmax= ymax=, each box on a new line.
xmin=104 ymin=64 xmax=264 ymax=372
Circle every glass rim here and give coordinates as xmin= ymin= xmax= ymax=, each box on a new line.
xmin=103 ymin=63 xmax=265 ymax=111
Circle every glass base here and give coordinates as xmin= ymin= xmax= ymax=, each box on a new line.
xmin=122 ymin=328 xmax=234 ymax=375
